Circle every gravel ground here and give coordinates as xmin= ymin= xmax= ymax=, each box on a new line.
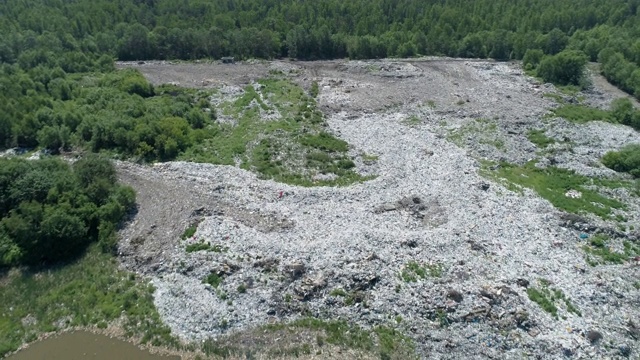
xmin=116 ymin=59 xmax=640 ymax=359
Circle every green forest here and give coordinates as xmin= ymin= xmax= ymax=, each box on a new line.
xmin=0 ymin=0 xmax=638 ymax=209
xmin=1 ymin=1 xmax=640 ymax=357
xmin=0 ymin=0 xmax=639 ymax=256
xmin=0 ymin=155 xmax=135 ymax=266
xmin=3 ymin=0 xmax=640 ymax=154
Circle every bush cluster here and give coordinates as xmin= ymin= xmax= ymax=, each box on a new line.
xmin=0 ymin=154 xmax=135 ymax=266
xmin=0 ymin=66 xmax=213 ymax=161
xmin=602 ymin=144 xmax=640 ymax=178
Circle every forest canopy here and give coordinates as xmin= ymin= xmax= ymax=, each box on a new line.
xmin=2 ymin=0 xmax=640 ymax=163
xmin=3 ymin=0 xmax=640 ymax=157
xmin=2 ymin=0 xmax=640 ymax=91
xmin=0 ymin=155 xmax=135 ymax=266
xmin=1 ymin=0 xmax=640 ymax=263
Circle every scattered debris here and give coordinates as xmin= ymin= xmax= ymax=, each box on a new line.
xmin=115 ymin=58 xmax=640 ymax=359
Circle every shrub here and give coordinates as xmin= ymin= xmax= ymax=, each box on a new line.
xmin=523 ymin=49 xmax=544 ymax=69
xmin=310 ymin=81 xmax=319 ymax=98
xmin=610 ymin=98 xmax=640 ymax=130
xmin=37 ymin=125 xmax=71 ymax=153
xmin=537 ymin=50 xmax=588 ymax=87
xmin=203 ymin=273 xmax=222 ymax=288
xmin=0 ymin=156 xmax=135 ymax=266
xmin=610 ymin=98 xmax=634 ymax=124
xmin=602 ymin=144 xmax=640 ymax=178
xmin=120 ymin=72 xmax=154 ymax=97
xmin=527 ymin=129 xmax=555 ymax=148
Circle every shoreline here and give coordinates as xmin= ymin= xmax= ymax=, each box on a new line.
xmin=5 ymin=322 xmax=198 ymax=359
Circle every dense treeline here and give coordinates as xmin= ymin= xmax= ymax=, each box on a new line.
xmin=0 ymin=64 xmax=214 ymax=157
xmin=0 ymin=155 xmax=135 ymax=266
xmin=2 ymin=1 xmax=640 ymax=92
xmin=2 ymin=1 xmax=640 ymax=89
xmin=0 ymin=0 xmax=632 ymax=60
xmin=1 ymin=1 xmax=639 ymax=160
xmin=0 ymin=0 xmax=639 ymax=263
xmin=0 ymin=0 xmax=638 ymax=61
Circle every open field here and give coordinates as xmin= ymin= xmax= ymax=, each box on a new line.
xmin=115 ymin=58 xmax=640 ymax=359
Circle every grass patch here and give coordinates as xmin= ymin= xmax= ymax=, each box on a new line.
xmin=582 ymin=233 xmax=640 ymax=265
xmin=181 ymin=77 xmax=372 ymax=187
xmin=550 ymin=98 xmax=640 ymax=131
xmin=481 ymin=160 xmax=626 ymax=218
xmin=527 ymin=287 xmax=558 ymax=317
xmin=181 ymin=225 xmax=197 ymax=240
xmin=185 ymin=242 xmax=228 ymax=253
xmin=552 ymin=104 xmax=612 ymax=124
xmin=557 ymin=85 xmax=581 ymax=96
xmin=185 ymin=242 xmax=210 ymax=252
xmin=269 ymin=318 xmax=415 ymax=359
xmin=403 ymin=115 xmax=421 ymax=126
xmin=527 ymin=129 xmax=556 ymax=148
xmin=447 ymin=118 xmax=505 ymax=150
xmin=542 ymin=92 xmax=565 ymax=103
xmin=374 ymin=326 xmax=416 ymax=359
xmin=361 ymin=153 xmax=379 ymax=163
xmin=527 ymin=280 xmax=581 ymax=319
xmin=400 ymin=261 xmax=443 ymax=282
xmin=0 ymin=246 xmax=179 ymax=357
xmin=300 ymin=132 xmax=348 ymax=152
xmin=330 ymin=288 xmax=348 ymax=297
xmin=329 ymin=288 xmax=365 ymax=306
xmin=203 ymin=273 xmax=223 ymax=288
xmin=266 ymin=318 xmax=374 ymax=351
xmin=435 ymin=309 xmax=450 ymax=328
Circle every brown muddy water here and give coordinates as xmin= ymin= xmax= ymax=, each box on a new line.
xmin=7 ymin=331 xmax=180 ymax=360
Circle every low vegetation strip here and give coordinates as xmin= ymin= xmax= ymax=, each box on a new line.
xmin=481 ymin=161 xmax=627 ymax=219
xmin=526 ymin=279 xmax=581 ymax=320
xmin=552 ymin=98 xmax=640 ymax=131
xmin=1 ymin=60 xmax=370 ymax=187
xmin=0 ymin=246 xmax=178 ymax=357
xmin=181 ymin=76 xmax=372 ymax=186
xmin=552 ymin=104 xmax=612 ymax=124
xmin=200 ymin=318 xmax=416 ymax=360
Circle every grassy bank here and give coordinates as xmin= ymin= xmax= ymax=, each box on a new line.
xmin=480 ymin=161 xmax=632 ymax=219
xmin=0 ymin=245 xmax=416 ymax=359
xmin=180 ymin=77 xmax=374 ymax=187
xmin=200 ymin=318 xmax=416 ymax=360
xmin=0 ymin=245 xmax=178 ymax=357
xmin=550 ymin=98 xmax=640 ymax=132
